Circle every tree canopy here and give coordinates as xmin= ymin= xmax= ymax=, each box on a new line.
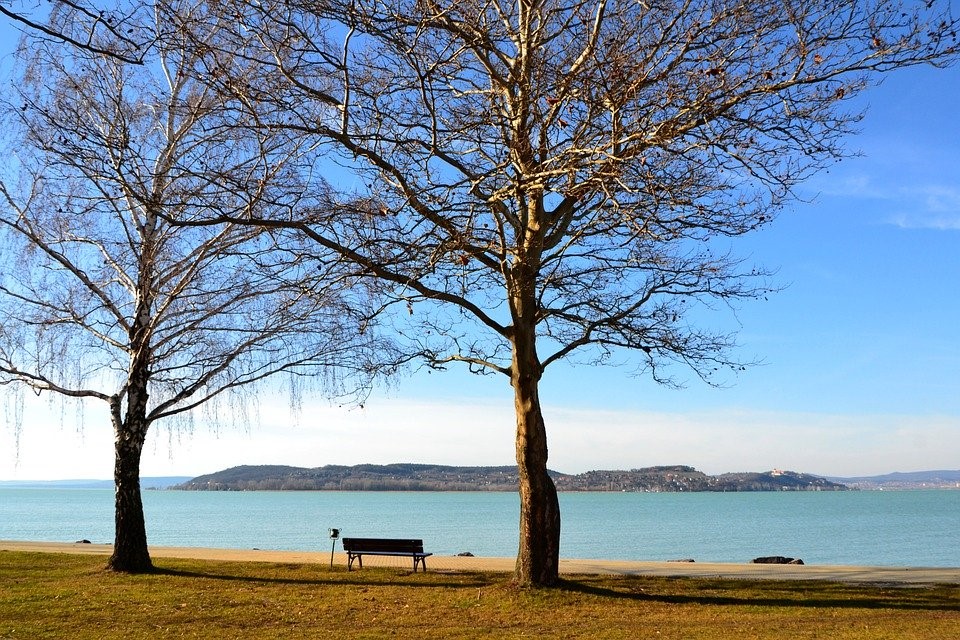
xmin=0 ymin=1 xmax=386 ymax=571
xmin=185 ymin=0 xmax=957 ymax=584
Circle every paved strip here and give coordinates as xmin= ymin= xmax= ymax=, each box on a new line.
xmin=3 ymin=540 xmax=958 ymax=586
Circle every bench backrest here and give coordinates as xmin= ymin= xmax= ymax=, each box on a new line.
xmin=342 ymin=538 xmax=424 ymax=553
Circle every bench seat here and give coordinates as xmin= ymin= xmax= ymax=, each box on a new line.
xmin=341 ymin=537 xmax=432 ymax=572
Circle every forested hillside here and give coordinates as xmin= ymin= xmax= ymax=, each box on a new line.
xmin=173 ymin=464 xmax=848 ymax=492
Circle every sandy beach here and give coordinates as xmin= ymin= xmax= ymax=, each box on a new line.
xmin=3 ymin=540 xmax=958 ymax=586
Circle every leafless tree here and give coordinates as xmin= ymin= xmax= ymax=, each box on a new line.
xmin=193 ymin=0 xmax=958 ymax=585
xmin=1 ymin=0 xmax=148 ymax=63
xmin=0 ymin=1 xmax=386 ymax=572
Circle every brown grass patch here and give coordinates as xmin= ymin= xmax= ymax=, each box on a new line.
xmin=1 ymin=550 xmax=957 ymax=639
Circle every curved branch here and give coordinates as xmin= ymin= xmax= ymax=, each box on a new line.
xmin=0 ymin=3 xmax=146 ymax=65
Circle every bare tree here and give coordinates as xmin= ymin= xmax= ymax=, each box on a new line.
xmin=194 ymin=0 xmax=959 ymax=585
xmin=0 ymin=1 xmax=385 ymax=572
xmin=1 ymin=0 xmax=148 ymax=63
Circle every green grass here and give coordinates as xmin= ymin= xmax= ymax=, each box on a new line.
xmin=1 ymin=551 xmax=958 ymax=639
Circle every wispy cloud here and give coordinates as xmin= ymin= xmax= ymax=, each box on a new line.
xmin=807 ymin=171 xmax=960 ymax=230
xmin=808 ymin=173 xmax=887 ymax=200
xmin=886 ymin=212 xmax=960 ymax=230
xmin=884 ymin=185 xmax=960 ymax=230
xmin=919 ymin=185 xmax=960 ymax=212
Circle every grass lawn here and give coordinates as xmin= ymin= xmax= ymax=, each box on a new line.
xmin=1 ymin=550 xmax=958 ymax=639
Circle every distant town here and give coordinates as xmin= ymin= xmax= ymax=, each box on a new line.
xmin=822 ymin=470 xmax=960 ymax=491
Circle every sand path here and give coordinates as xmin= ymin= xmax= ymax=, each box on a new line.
xmin=3 ymin=540 xmax=958 ymax=586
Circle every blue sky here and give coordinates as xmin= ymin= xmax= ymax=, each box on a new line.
xmin=1 ymin=16 xmax=958 ymax=480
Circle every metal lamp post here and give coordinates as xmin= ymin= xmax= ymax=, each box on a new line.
xmin=328 ymin=528 xmax=340 ymax=568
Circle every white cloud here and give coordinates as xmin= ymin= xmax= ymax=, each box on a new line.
xmin=880 ymin=184 xmax=960 ymax=229
xmin=4 ymin=395 xmax=958 ymax=480
xmin=542 ymin=406 xmax=960 ymax=477
xmin=886 ymin=212 xmax=960 ymax=230
xmin=809 ymin=172 xmax=885 ymax=199
xmin=920 ymin=186 xmax=960 ymax=213
xmin=802 ymin=161 xmax=960 ymax=231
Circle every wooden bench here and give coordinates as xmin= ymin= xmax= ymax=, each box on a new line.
xmin=341 ymin=537 xmax=432 ymax=573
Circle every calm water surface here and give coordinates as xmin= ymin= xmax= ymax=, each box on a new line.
xmin=2 ymin=488 xmax=958 ymax=566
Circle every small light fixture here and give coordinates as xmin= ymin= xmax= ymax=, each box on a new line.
xmin=328 ymin=528 xmax=340 ymax=567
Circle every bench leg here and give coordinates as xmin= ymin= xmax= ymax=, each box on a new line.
xmin=413 ymin=556 xmax=426 ymax=573
xmin=347 ymin=553 xmax=363 ymax=571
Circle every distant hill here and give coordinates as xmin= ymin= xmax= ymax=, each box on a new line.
xmin=172 ymin=464 xmax=848 ymax=492
xmin=7 ymin=469 xmax=956 ymax=491
xmin=826 ymin=470 xmax=960 ymax=490
xmin=0 ymin=476 xmax=193 ymax=490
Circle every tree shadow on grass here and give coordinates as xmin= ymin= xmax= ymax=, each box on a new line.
xmin=556 ymin=576 xmax=960 ymax=612
xmin=152 ymin=564 xmax=496 ymax=591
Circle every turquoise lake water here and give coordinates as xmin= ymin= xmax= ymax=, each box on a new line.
xmin=2 ymin=488 xmax=958 ymax=566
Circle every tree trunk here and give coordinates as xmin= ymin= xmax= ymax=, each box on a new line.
xmin=511 ymin=316 xmax=560 ymax=587
xmin=106 ymin=395 xmax=153 ymax=573
xmin=108 ymin=238 xmax=156 ymax=573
